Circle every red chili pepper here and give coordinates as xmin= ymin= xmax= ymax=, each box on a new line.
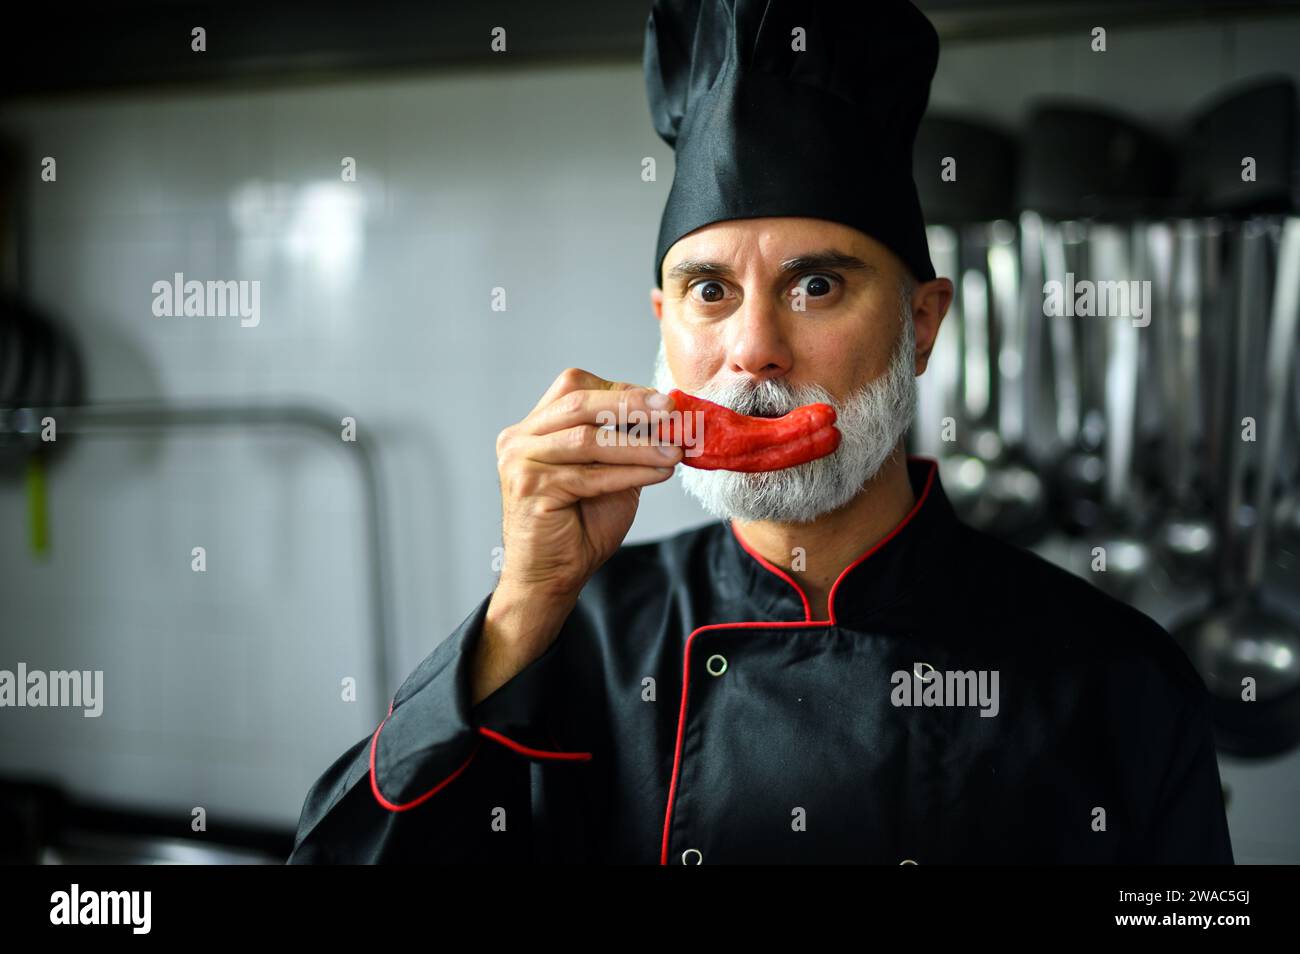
xmin=656 ymin=388 xmax=841 ymax=472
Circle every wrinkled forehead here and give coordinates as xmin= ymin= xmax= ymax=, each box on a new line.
xmin=661 ymin=217 xmax=902 ymax=284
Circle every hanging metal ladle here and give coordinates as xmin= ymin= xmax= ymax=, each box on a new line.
xmin=1154 ymin=218 xmax=1223 ymax=582
xmin=1172 ymin=216 xmax=1300 ymax=758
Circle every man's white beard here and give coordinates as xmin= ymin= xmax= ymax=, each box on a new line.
xmin=651 ymin=303 xmax=917 ymax=524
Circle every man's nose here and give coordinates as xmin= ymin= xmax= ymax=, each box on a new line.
xmin=725 ymin=294 xmax=792 ymax=382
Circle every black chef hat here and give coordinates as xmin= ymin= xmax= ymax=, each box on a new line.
xmin=645 ymin=0 xmax=940 ymax=289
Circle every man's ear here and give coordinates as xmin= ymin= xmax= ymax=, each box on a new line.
xmin=912 ymin=277 xmax=953 ymax=375
xmin=650 ymin=286 xmax=664 ymax=321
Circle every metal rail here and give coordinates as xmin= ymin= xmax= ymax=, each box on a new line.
xmin=0 ymin=400 xmax=393 ymax=723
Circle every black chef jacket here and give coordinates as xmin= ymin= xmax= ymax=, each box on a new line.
xmin=287 ymin=456 xmax=1234 ymax=864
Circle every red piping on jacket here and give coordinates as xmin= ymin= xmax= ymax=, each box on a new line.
xmin=727 ymin=457 xmax=938 ymax=626
xmin=369 ymin=699 xmax=593 ymax=813
xmin=660 ymin=457 xmax=938 ymax=863
xmin=477 ymin=725 xmax=593 ymax=761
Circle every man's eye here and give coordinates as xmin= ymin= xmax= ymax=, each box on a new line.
xmin=690 ymin=280 xmax=728 ymax=303
xmin=793 ymin=273 xmax=837 ymax=299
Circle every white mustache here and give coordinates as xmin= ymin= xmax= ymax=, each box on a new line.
xmin=651 ymin=296 xmax=917 ymax=524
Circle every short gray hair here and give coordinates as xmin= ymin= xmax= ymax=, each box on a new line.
xmin=899 ymin=272 xmax=916 ymax=316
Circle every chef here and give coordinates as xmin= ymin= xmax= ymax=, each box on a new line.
xmin=287 ymin=0 xmax=1234 ymax=864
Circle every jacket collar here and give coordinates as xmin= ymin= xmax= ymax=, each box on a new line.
xmin=709 ymin=456 xmax=962 ymax=629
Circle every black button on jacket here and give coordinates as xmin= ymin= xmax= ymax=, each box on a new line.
xmin=287 ymin=457 xmax=1234 ymax=864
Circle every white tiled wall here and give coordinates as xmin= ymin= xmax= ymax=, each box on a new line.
xmin=1 ymin=11 xmax=1297 ymax=859
xmin=0 ymin=63 xmax=693 ymax=832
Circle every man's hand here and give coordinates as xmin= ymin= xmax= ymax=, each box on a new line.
xmin=472 ymin=368 xmax=681 ymax=705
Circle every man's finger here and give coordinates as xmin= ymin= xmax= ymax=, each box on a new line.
xmin=527 ymin=367 xmax=614 ymax=417
xmin=520 ymin=424 xmax=683 ymax=467
xmin=527 ymin=387 xmax=674 ymax=437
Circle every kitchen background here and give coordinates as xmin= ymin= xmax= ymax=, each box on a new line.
xmin=0 ymin=0 xmax=1297 ymax=863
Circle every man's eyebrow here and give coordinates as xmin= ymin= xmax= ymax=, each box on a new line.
xmin=665 ymin=249 xmax=876 ymax=283
xmin=777 ymin=250 xmax=876 ymax=275
xmin=666 ymin=259 xmax=735 ymax=282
